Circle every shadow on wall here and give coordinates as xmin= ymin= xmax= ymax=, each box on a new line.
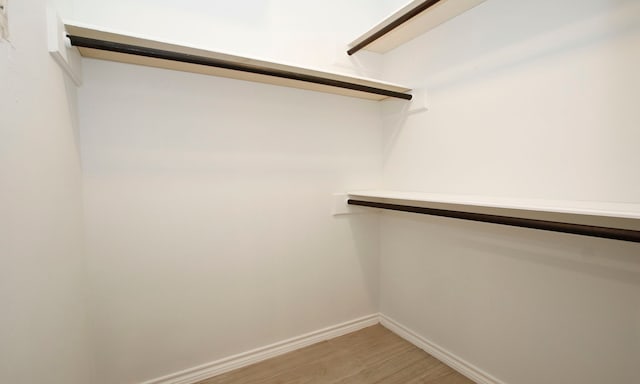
xmin=384 ymin=210 xmax=640 ymax=287
xmin=78 ymin=59 xmax=381 ymax=176
xmin=392 ymin=0 xmax=640 ymax=90
xmin=377 ymin=0 xmax=640 ymax=201
xmin=62 ymin=71 xmax=82 ymax=159
xmin=345 ymin=213 xmax=381 ymax=309
xmin=378 ymin=96 xmax=427 ymax=163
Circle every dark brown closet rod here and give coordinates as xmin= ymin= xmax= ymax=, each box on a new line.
xmin=348 ymin=0 xmax=442 ymax=55
xmin=347 ymin=199 xmax=640 ymax=243
xmin=67 ymin=35 xmax=412 ymax=100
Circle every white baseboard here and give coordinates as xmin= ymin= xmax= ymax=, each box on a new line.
xmin=141 ymin=313 xmax=380 ymax=384
xmin=142 ymin=313 xmax=504 ymax=384
xmin=379 ymin=314 xmax=506 ymax=384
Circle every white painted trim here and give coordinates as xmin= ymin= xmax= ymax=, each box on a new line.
xmin=141 ymin=314 xmax=380 ymax=384
xmin=47 ymin=8 xmax=82 ymax=85
xmin=379 ymin=314 xmax=506 ymax=384
xmin=141 ymin=313 xmax=505 ymax=384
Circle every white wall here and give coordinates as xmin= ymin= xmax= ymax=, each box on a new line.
xmin=78 ymin=53 xmax=382 ymax=384
xmin=0 ymin=0 xmax=93 ymax=383
xmin=379 ymin=0 xmax=640 ymax=383
xmin=12 ymin=1 xmax=636 ymax=383
xmin=72 ymin=2 xmax=393 ymax=383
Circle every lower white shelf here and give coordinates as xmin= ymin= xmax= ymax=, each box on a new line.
xmin=347 ymin=190 xmax=640 ymax=243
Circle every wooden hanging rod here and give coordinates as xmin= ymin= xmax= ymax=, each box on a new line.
xmin=347 ymin=199 xmax=640 ymax=243
xmin=67 ymin=35 xmax=413 ymax=101
xmin=347 ymin=0 xmax=442 ymax=55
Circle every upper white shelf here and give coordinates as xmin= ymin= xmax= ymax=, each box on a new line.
xmin=347 ymin=190 xmax=640 ymax=242
xmin=64 ymin=22 xmax=412 ymax=101
xmin=348 ymin=0 xmax=486 ymax=55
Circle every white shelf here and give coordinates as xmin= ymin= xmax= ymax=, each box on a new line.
xmin=64 ymin=22 xmax=412 ymax=101
xmin=348 ymin=0 xmax=486 ymax=55
xmin=348 ymin=190 xmax=640 ymax=236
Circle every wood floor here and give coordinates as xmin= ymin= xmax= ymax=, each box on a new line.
xmin=198 ymin=325 xmax=474 ymax=384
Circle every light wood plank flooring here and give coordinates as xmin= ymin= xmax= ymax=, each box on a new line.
xmin=198 ymin=324 xmax=474 ymax=384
